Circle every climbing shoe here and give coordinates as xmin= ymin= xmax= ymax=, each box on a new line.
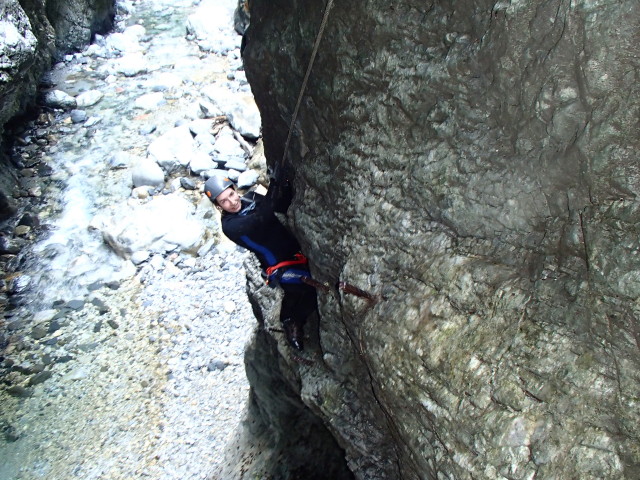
xmin=282 ymin=318 xmax=304 ymax=351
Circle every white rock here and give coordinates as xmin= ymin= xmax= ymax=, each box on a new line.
xmin=43 ymin=90 xmax=77 ymax=109
xmin=109 ymin=151 xmax=133 ymax=170
xmin=186 ymin=0 xmax=236 ymax=53
xmin=226 ymin=95 xmax=262 ymax=139
xmin=195 ymin=133 xmax=216 ymax=154
xmin=197 ymin=238 xmax=217 ymax=257
xmin=237 ymin=169 xmax=259 ymax=189
xmin=84 ymin=43 xmax=108 ymax=58
xmin=64 ymin=368 xmax=89 ymax=381
xmin=131 ymin=157 xmax=165 ymax=187
xmin=76 ymin=90 xmax=104 ymax=107
xmin=94 ymin=195 xmax=206 ymax=257
xmin=188 ymin=119 xmax=214 ymax=136
xmin=131 ymin=186 xmax=152 ymax=199
xmin=223 ymin=159 xmax=247 ymax=172
xmin=116 ymin=53 xmax=148 ymax=77
xmin=223 ymin=300 xmax=236 ymax=314
xmin=105 ymin=25 xmax=146 ymax=53
xmin=189 ymin=151 xmax=217 ymax=174
xmin=124 ymin=24 xmax=146 ymax=39
xmin=134 ymin=92 xmax=166 ymax=110
xmin=214 ymin=126 xmax=246 ymax=162
xmin=225 ymin=169 xmax=240 ymax=182
xmin=199 ymin=100 xmax=223 ymax=118
xmin=33 ymin=309 xmax=58 ymax=323
xmin=85 ymin=116 xmax=102 ymax=127
xmin=202 ymin=86 xmax=262 ymax=139
xmin=149 ymin=254 xmax=165 ymax=270
xmin=182 ymin=257 xmax=197 ymax=269
xmin=148 ymin=126 xmax=198 ymax=172
xmin=131 ymin=250 xmax=150 ymax=265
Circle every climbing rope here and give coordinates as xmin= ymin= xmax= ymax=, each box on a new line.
xmin=280 ymin=0 xmax=335 ymax=167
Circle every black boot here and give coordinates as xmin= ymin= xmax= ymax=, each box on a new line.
xmin=282 ymin=318 xmax=304 ymax=351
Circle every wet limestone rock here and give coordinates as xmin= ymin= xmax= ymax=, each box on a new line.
xmin=236 ymin=0 xmax=640 ymax=479
xmin=45 ymin=0 xmax=115 ymax=56
xmin=0 ymin=0 xmax=115 ymax=135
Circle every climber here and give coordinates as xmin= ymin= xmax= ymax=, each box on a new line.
xmin=204 ymin=173 xmax=317 ymax=351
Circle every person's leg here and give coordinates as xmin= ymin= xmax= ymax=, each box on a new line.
xmin=280 ymin=284 xmax=317 ymax=350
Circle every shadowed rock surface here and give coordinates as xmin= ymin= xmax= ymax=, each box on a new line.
xmin=226 ymin=0 xmax=640 ymax=478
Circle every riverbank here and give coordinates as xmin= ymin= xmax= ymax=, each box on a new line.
xmin=0 ymin=1 xmax=259 ymax=478
xmin=1 ymin=242 xmax=256 ymax=480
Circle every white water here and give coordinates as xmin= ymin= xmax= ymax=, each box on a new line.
xmin=1 ymin=1 xmax=257 ymax=478
xmin=15 ymin=0 xmax=242 ymax=308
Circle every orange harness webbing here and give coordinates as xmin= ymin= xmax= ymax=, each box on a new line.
xmin=265 ymin=253 xmax=308 ymax=277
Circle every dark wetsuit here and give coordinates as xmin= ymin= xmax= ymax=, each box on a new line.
xmin=221 ymin=191 xmax=299 ymax=269
xmin=220 ymin=190 xmax=317 ymax=329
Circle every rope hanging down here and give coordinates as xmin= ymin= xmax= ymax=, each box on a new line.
xmin=280 ymin=0 xmax=335 ymax=167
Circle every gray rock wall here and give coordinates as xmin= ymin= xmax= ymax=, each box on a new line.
xmin=238 ymin=0 xmax=640 ymax=478
xmin=1 ymin=0 xmax=115 ymax=131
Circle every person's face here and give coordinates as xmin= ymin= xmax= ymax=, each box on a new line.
xmin=216 ymin=187 xmax=241 ymax=213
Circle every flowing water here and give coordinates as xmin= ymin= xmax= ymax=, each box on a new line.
xmin=12 ymin=0 xmax=241 ymax=309
xmin=1 ymin=1 xmax=256 ymax=478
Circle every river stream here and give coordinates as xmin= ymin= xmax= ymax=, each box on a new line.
xmin=0 ymin=1 xmax=257 ymax=478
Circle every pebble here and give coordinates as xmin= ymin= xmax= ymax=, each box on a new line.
xmin=70 ymin=109 xmax=88 ymax=123
xmin=13 ymin=225 xmax=31 ymax=236
xmin=33 ymin=309 xmax=58 ymax=323
xmin=66 ymin=300 xmax=85 ymax=310
xmin=30 ymin=326 xmax=48 ymax=340
xmin=28 ymin=371 xmax=53 ymax=386
xmin=223 ymin=300 xmax=236 ymax=313
xmin=180 ymin=177 xmax=197 ymax=190
xmin=63 ymin=367 xmax=89 ymax=381
xmin=207 ymin=360 xmax=228 ymax=372
xmin=75 ymin=89 xmax=104 ymax=107
xmin=131 ymin=250 xmax=151 ymax=265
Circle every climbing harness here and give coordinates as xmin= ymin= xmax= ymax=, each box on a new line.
xmin=265 ymin=253 xmax=309 ymax=286
xmin=280 ymin=0 xmax=335 ymax=167
xmin=265 ymin=252 xmax=308 ymax=278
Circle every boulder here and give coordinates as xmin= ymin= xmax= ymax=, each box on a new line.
xmin=237 ymin=169 xmax=258 ymax=189
xmin=94 ymin=195 xmax=208 ymax=258
xmin=75 ymin=89 xmax=104 ymax=107
xmin=225 ymin=0 xmax=640 ymax=479
xmin=213 ymin=126 xmax=247 ymax=164
xmin=186 ymin=0 xmax=238 ymax=54
xmin=131 ymin=157 xmax=165 ymax=188
xmin=148 ymin=125 xmax=198 ymax=172
xmin=42 ymin=90 xmax=77 ymax=109
xmin=202 ymin=85 xmax=262 ymax=139
xmin=189 ymin=151 xmax=217 ymax=175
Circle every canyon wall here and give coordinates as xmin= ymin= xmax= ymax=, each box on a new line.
xmin=231 ymin=0 xmax=640 ymax=478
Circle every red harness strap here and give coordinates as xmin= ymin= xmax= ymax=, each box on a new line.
xmin=265 ymin=253 xmax=308 ymax=277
